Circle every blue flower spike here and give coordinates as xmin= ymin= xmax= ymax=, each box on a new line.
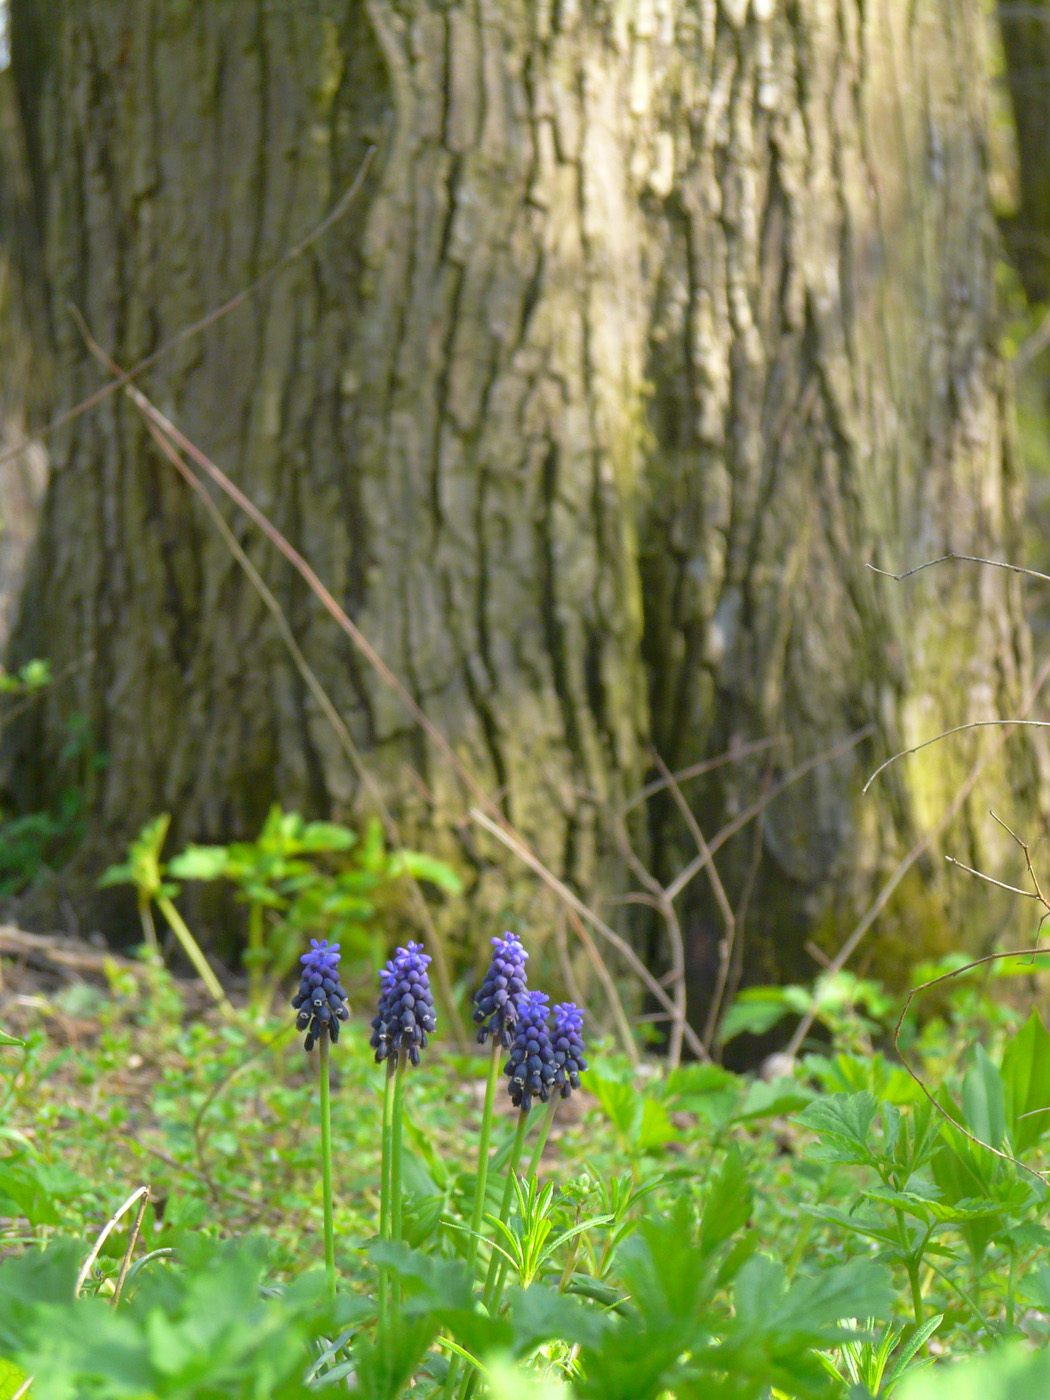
xmin=473 ymin=931 xmax=529 ymax=1047
xmin=369 ymin=941 xmax=437 ymax=1067
xmin=551 ymin=1002 xmax=587 ymax=1098
xmin=291 ymin=938 xmax=349 ymax=1051
xmin=505 ymin=990 xmax=558 ymax=1113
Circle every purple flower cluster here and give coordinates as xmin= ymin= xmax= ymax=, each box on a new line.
xmin=473 ymin=932 xmax=529 ymax=1047
xmin=369 ymin=941 xmax=437 ymax=1067
xmin=551 ymin=1002 xmax=587 ymax=1098
xmin=504 ymin=990 xmax=559 ymax=1113
xmin=291 ymin=939 xmax=349 ymax=1051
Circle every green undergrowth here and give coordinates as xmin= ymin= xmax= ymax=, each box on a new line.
xmin=3 ymin=950 xmax=1050 ymax=1397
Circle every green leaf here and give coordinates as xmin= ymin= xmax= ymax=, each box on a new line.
xmin=386 ymin=849 xmax=464 ymax=895
xmin=0 ymin=1162 xmax=61 ymax=1226
xmin=0 ymin=1358 xmax=29 ymax=1400
xmin=505 ymin=1284 xmax=608 ymax=1356
xmin=699 ymin=1147 xmax=753 ymax=1255
xmin=795 ymin=1091 xmax=881 ymax=1165
xmin=168 ymin=844 xmax=231 ymax=880
xmin=589 ymin=1073 xmax=641 ymax=1143
xmin=636 ymin=1097 xmax=679 ymax=1151
xmin=898 ymin=1344 xmax=1050 ymax=1400
xmin=1001 ymin=1010 xmax=1050 ymax=1154
xmin=860 ymin=1184 xmax=1009 ymax=1225
xmin=961 ymin=1045 xmax=1006 ymax=1150
xmin=733 ymin=1077 xmax=813 ymax=1123
xmin=720 ymin=986 xmax=796 ymax=1042
xmin=0 ymin=1029 xmax=24 ymax=1048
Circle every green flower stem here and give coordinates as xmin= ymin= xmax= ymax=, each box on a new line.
xmin=155 ymin=894 xmax=235 ymax=1020
xmin=458 ymin=1110 xmax=530 ymax=1400
xmin=468 ymin=1037 xmax=504 ymax=1271
xmin=378 ymin=1056 xmax=396 ymax=1330
xmin=318 ymin=1035 xmax=336 ymax=1301
xmin=482 ymin=1109 xmax=530 ymax=1313
xmin=525 ymin=1095 xmax=560 ymax=1180
xmin=443 ymin=1038 xmax=504 ymax=1400
xmin=136 ymin=893 xmax=159 ymax=956
xmin=391 ymin=1048 xmax=408 ymax=1308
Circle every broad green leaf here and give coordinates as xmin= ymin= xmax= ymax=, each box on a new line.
xmin=720 ymin=987 xmax=795 ymax=1042
xmin=386 ymin=849 xmax=463 ymax=895
xmin=899 ymin=1344 xmax=1050 ymax=1400
xmin=589 ymin=1073 xmax=641 ymax=1143
xmin=0 ymin=1162 xmax=61 ymax=1226
xmin=733 ymin=1077 xmax=813 ymax=1123
xmin=0 ymin=1358 xmax=28 ymax=1400
xmin=168 ymin=844 xmax=231 ymax=880
xmin=1001 ymin=1010 xmax=1050 ymax=1154
xmin=961 ymin=1045 xmax=1006 ymax=1149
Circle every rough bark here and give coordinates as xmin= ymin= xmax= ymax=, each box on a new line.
xmin=0 ymin=60 xmax=48 ymax=649
xmin=998 ymin=0 xmax=1050 ymax=303
xmin=3 ymin=0 xmax=1043 ymax=1010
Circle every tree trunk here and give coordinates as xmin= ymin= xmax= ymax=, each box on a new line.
xmin=3 ymin=0 xmax=1043 ymax=1013
xmin=997 ymin=0 xmax=1050 ymax=303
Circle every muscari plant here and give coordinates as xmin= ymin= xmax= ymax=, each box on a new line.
xmin=291 ymin=936 xmax=350 ymax=1300
xmin=296 ymin=926 xmax=591 ymax=1396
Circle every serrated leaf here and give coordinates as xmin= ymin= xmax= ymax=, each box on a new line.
xmin=699 ymin=1147 xmax=753 ymax=1254
xmin=861 ymin=1185 xmax=1008 ymax=1225
xmin=795 ymin=1091 xmax=880 ymax=1165
xmin=801 ymin=1206 xmax=905 ymax=1250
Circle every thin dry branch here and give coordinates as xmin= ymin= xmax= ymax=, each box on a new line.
xmin=620 ymin=735 xmax=785 ymax=814
xmin=868 ymin=553 xmax=1050 ymax=588
xmin=665 ymin=726 xmax=873 ymax=904
xmin=863 ymin=718 xmax=1050 ymax=794
xmin=989 ymin=810 xmax=1050 ymax=914
xmin=75 ymin=1185 xmax=151 ymax=1297
xmin=944 ymin=856 xmax=1041 ymax=901
xmin=470 ymin=806 xmax=709 ymax=1062
xmin=0 ymin=152 xmax=375 ymax=475
xmin=608 ymin=803 xmax=687 ymax=1068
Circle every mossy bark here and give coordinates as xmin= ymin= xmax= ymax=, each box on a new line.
xmin=3 ymin=1 xmax=1044 ymax=1005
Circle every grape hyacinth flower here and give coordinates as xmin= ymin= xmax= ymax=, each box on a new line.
xmin=291 ymin=937 xmax=345 ymax=1300
xmin=473 ymin=931 xmax=529 ymax=1047
xmin=551 ymin=1002 xmax=587 ymax=1098
xmin=291 ymin=939 xmax=349 ymax=1051
xmin=504 ymin=990 xmax=558 ymax=1114
xmin=370 ymin=941 xmax=437 ymax=1067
